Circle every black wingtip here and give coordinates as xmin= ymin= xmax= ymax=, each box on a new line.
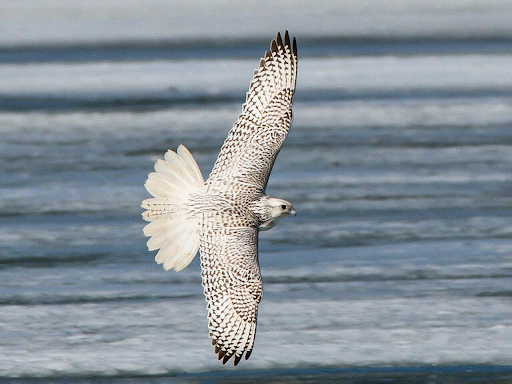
xmin=222 ymin=353 xmax=232 ymax=365
xmin=218 ymin=349 xmax=227 ymax=361
xmin=270 ymin=38 xmax=278 ymax=53
xmin=276 ymin=32 xmax=283 ymax=48
xmin=284 ymin=31 xmax=291 ymax=49
xmin=245 ymin=350 xmax=252 ymax=360
xmin=293 ymin=37 xmax=297 ymax=57
xmin=234 ymin=354 xmax=242 ymax=366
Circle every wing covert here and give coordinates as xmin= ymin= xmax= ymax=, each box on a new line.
xmin=208 ymin=31 xmax=298 ymax=190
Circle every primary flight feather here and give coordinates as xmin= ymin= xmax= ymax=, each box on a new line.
xmin=142 ymin=31 xmax=298 ymax=366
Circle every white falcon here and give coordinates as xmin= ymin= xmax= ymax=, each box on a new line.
xmin=142 ymin=31 xmax=298 ymax=365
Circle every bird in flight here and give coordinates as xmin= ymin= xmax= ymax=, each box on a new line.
xmin=142 ymin=31 xmax=298 ymax=366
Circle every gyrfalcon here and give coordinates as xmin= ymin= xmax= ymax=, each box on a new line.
xmin=142 ymin=31 xmax=298 ymax=365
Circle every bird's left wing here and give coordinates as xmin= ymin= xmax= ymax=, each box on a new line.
xmin=208 ymin=31 xmax=298 ymax=190
xmin=199 ymin=224 xmax=262 ymax=365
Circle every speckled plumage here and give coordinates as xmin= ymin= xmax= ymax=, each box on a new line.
xmin=142 ymin=32 xmax=297 ymax=365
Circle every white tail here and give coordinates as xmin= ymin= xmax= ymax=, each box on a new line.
xmin=142 ymin=145 xmax=204 ymax=271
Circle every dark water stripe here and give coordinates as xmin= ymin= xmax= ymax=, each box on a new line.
xmin=2 ymin=88 xmax=512 ymax=112
xmin=2 ymin=125 xmax=507 ymax=161
xmin=476 ymin=290 xmax=512 ymax=297
xmin=1 ymin=255 xmax=509 ymax=283
xmin=3 ymin=364 xmax=512 ymax=382
xmin=0 ymin=293 xmax=199 ymax=306
xmin=0 ymin=254 xmax=119 ymax=268
xmin=2 ymin=36 xmax=512 ymax=64
xmin=182 ymin=365 xmax=512 ymax=384
xmin=0 ymin=95 xmax=235 ymax=112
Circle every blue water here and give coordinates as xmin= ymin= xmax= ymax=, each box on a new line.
xmin=1 ymin=3 xmax=512 ymax=381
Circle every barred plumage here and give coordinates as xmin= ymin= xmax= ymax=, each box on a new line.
xmin=209 ymin=31 xmax=298 ymax=190
xmin=142 ymin=31 xmax=298 ymax=365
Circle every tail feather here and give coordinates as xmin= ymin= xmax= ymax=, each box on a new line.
xmin=144 ymin=177 xmax=174 ymax=199
xmin=156 ymin=223 xmax=199 ymax=271
xmin=141 ymin=197 xmax=180 ymax=221
xmin=154 ymin=160 xmax=190 ymax=187
xmin=162 ymin=230 xmax=200 ymax=271
xmin=146 ymin=217 xmax=187 ymax=251
xmin=174 ymin=237 xmax=200 ymax=271
xmin=142 ymin=145 xmax=204 ymax=272
xmin=177 ymin=144 xmax=204 ymax=183
xmin=147 ymin=172 xmax=186 ymax=194
xmin=142 ymin=219 xmax=171 ymax=236
xmin=156 ymin=229 xmax=188 ymax=266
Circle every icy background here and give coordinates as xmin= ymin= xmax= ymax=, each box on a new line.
xmin=0 ymin=0 xmax=511 ymax=379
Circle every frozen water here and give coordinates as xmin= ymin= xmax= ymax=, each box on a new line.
xmin=1 ymin=1 xmax=511 ymax=379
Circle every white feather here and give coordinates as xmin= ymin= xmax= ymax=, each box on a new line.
xmin=177 ymin=144 xmax=204 ymax=184
xmin=146 ymin=217 xmax=187 ymax=251
xmin=142 ymin=219 xmax=172 ymax=236
xmin=173 ymin=231 xmax=200 ymax=271
xmin=142 ymin=145 xmax=204 ymax=272
xmin=161 ymin=231 xmax=193 ymax=270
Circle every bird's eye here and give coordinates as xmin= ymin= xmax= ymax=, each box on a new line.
xmin=281 ymin=204 xmax=287 ymax=210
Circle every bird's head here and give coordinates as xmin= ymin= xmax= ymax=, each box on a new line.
xmin=258 ymin=198 xmax=296 ymax=231
xmin=267 ymin=198 xmax=296 ymax=218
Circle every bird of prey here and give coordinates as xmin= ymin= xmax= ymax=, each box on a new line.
xmin=141 ymin=31 xmax=297 ymax=366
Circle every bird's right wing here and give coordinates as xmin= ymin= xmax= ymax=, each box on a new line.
xmin=199 ymin=224 xmax=262 ymax=365
xmin=208 ymin=31 xmax=298 ymax=190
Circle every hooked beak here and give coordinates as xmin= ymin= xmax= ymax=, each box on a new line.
xmin=289 ymin=208 xmax=297 ymax=216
